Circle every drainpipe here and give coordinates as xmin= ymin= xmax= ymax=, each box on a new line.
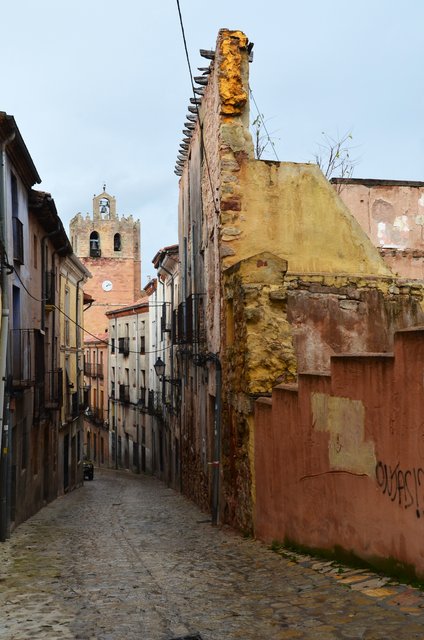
xmin=135 ymin=313 xmax=140 ymax=474
xmin=0 ymin=133 xmax=14 ymax=541
xmin=41 ymin=223 xmax=61 ymax=331
xmin=158 ymin=260 xmax=176 ymax=488
xmin=76 ymin=275 xmax=85 ymax=467
xmin=159 ymin=278 xmax=166 ymax=406
xmin=50 ymin=248 xmax=66 ymax=391
xmin=208 ymin=353 xmax=222 ymax=526
xmin=158 ymin=262 xmax=175 ymax=386
xmin=114 ymin=319 xmax=118 ymax=470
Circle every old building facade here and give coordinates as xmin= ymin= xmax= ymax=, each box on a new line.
xmin=106 ymin=299 xmax=150 ymax=473
xmin=332 ymin=177 xmax=424 ymax=279
xmin=0 ymin=112 xmax=88 ymax=539
xmin=69 ymin=189 xmax=142 ymax=336
xmin=70 ymin=189 xmax=143 ymax=470
xmin=83 ymin=333 xmax=109 ymax=468
xmin=59 ymin=252 xmax=91 ymax=493
xmin=173 ymin=30 xmax=424 ymax=536
xmin=149 ymin=245 xmax=180 ymax=487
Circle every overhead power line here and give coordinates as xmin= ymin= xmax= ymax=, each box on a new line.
xmin=175 ymin=0 xmax=220 ymax=215
xmin=249 ymin=86 xmax=279 ymax=162
xmin=5 ymin=257 xmax=172 ymax=356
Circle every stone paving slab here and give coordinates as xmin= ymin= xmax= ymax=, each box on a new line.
xmin=1 ymin=469 xmax=424 ymax=639
xmin=278 ymin=548 xmax=424 ymax=617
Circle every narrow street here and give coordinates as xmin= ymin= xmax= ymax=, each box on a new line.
xmin=1 ymin=470 xmax=424 ymax=640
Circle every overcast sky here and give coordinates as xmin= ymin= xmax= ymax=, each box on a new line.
xmin=2 ymin=1 xmax=423 ymax=284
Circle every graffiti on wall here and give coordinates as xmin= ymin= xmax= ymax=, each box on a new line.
xmin=376 ymin=461 xmax=424 ymax=518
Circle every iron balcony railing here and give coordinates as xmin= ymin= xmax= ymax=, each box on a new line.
xmin=119 ymin=384 xmax=130 ymax=404
xmin=66 ymin=390 xmax=80 ymax=422
xmin=161 ymin=302 xmax=171 ymax=335
xmin=84 ymin=361 xmax=94 ymax=377
xmin=44 ymin=270 xmax=56 ymax=305
xmin=94 ymin=407 xmax=104 ymax=423
xmin=172 ymin=294 xmax=205 ymax=346
xmin=86 ymin=406 xmax=104 ymax=425
xmin=71 ymin=391 xmax=79 ymax=419
xmin=33 ymin=367 xmax=64 ymax=420
xmin=138 ymin=387 xmax=146 ymax=408
xmin=13 ymin=216 xmax=24 ymax=264
xmin=118 ymin=337 xmax=130 ymax=356
xmin=10 ymin=329 xmax=36 ymax=388
xmin=140 ymin=336 xmax=146 ymax=354
xmin=84 ymin=362 xmax=103 ymax=378
xmin=45 ymin=368 xmax=63 ymax=408
xmin=147 ymin=389 xmax=162 ymax=416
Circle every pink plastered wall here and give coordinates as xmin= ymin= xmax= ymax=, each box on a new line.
xmin=254 ymin=327 xmax=424 ymax=577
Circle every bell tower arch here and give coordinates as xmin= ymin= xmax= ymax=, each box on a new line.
xmin=69 ymin=187 xmax=142 ymax=335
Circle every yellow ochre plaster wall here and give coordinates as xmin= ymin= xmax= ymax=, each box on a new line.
xmin=213 ymin=31 xmax=392 ymax=280
xmin=221 ymin=160 xmax=393 ymax=277
xmin=218 ymin=30 xmax=249 ymax=117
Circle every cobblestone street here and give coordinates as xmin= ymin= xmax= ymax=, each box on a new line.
xmin=1 ymin=470 xmax=424 ymax=640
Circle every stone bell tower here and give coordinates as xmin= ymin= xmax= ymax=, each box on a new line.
xmin=69 ymin=187 xmax=142 ymax=335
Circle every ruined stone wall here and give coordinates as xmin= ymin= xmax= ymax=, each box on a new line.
xmin=221 ymin=160 xmax=392 ymax=277
xmin=379 ymin=248 xmax=424 ymax=279
xmin=285 ymin=274 xmax=424 ymax=373
xmin=176 ymin=28 xmax=424 ymax=533
xmin=176 ymin=30 xmax=255 ymax=523
xmin=222 ymin=252 xmax=294 ymax=531
xmin=223 ymin=251 xmax=424 ymax=531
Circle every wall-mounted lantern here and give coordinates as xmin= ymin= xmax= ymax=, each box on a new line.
xmin=154 ymin=357 xmax=180 ymax=386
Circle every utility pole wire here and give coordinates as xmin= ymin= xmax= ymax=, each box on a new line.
xmin=249 ymin=87 xmax=279 ymax=162
xmin=175 ymin=0 xmax=220 ymax=214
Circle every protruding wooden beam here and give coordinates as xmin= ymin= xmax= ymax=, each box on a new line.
xmin=200 ymin=49 xmax=215 ymax=60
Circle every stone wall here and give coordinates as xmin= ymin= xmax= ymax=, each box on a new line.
xmin=176 ymin=28 xmax=424 ymax=533
xmin=223 ymin=251 xmax=424 ymax=531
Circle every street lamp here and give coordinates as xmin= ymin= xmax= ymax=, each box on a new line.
xmin=154 ymin=357 xmax=180 ymax=386
xmin=153 ymin=357 xmax=166 ymax=380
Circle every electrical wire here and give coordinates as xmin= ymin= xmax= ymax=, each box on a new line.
xmin=175 ymin=0 xmax=220 ymax=215
xmin=249 ymin=86 xmax=279 ymax=162
xmin=5 ymin=258 xmax=174 ymax=356
xmin=54 ymin=303 xmax=174 ymax=355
